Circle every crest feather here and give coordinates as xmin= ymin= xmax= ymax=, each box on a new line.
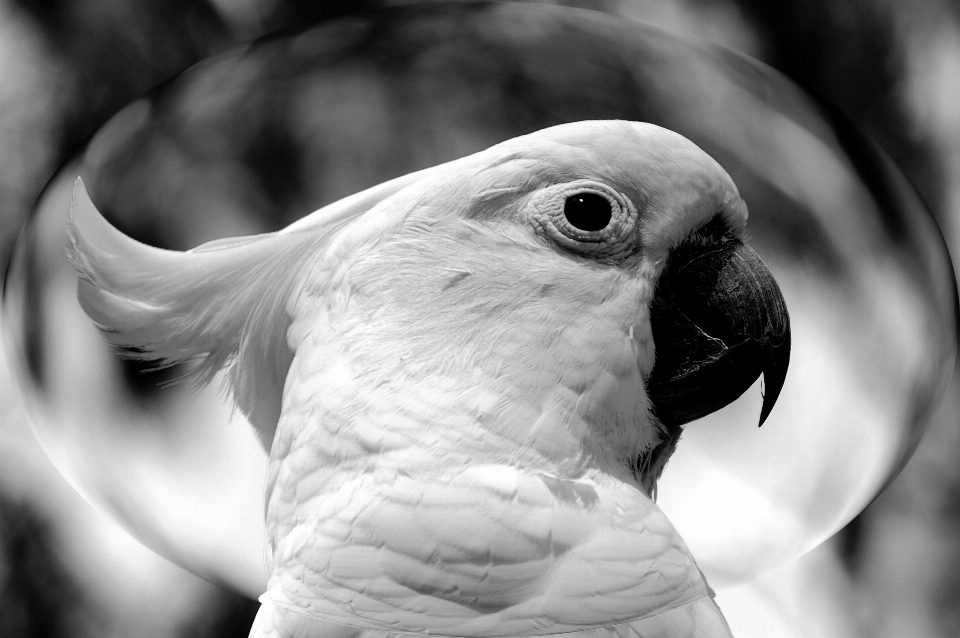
xmin=66 ymin=153 xmax=496 ymax=447
xmin=67 ymin=178 xmax=351 ymax=448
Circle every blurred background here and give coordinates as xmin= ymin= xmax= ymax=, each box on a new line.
xmin=1 ymin=1 xmax=959 ymax=637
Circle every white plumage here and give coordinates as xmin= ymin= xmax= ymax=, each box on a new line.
xmin=69 ymin=121 xmax=789 ymax=638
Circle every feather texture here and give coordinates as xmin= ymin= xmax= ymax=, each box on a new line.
xmin=69 ymin=121 xmax=750 ymax=638
xmin=248 ymin=597 xmax=731 ymax=638
xmin=68 ymin=176 xmax=422 ymax=447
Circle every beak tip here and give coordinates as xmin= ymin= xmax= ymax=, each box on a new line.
xmin=758 ymin=400 xmax=772 ymax=427
xmin=757 ymin=338 xmax=791 ymax=427
xmin=757 ymin=378 xmax=778 ymax=427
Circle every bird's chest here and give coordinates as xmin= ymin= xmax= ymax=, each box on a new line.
xmin=264 ymin=340 xmax=552 ymax=541
xmin=259 ymin=351 xmax=701 ymax=636
xmin=269 ymin=318 xmax=650 ymax=497
xmin=263 ymin=327 xmax=654 ymax=566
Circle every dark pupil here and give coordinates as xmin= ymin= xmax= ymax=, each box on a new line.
xmin=563 ymin=193 xmax=612 ymax=231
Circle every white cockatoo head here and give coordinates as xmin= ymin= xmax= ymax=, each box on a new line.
xmin=293 ymin=121 xmax=787 ymax=491
xmin=68 ymin=120 xmax=789 ymax=638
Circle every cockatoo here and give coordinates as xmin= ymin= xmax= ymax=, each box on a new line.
xmin=68 ymin=121 xmax=789 ymax=638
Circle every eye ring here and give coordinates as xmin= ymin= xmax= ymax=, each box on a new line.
xmin=527 ymin=180 xmax=638 ymax=260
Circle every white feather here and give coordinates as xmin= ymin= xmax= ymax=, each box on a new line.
xmin=68 ymin=176 xmax=418 ymax=447
xmin=69 ymin=121 xmax=748 ymax=638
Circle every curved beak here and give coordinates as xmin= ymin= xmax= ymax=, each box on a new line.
xmin=645 ymin=229 xmax=791 ymax=429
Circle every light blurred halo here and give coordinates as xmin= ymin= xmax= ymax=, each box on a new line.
xmin=3 ymin=1 xmax=956 ymax=596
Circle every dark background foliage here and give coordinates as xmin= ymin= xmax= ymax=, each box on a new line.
xmin=2 ymin=1 xmax=959 ymax=636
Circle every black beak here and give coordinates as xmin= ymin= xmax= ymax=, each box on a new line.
xmin=645 ymin=222 xmax=791 ymax=429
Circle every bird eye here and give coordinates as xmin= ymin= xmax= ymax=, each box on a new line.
xmin=564 ymin=193 xmax=612 ymax=231
xmin=526 ymin=180 xmax=638 ymax=261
